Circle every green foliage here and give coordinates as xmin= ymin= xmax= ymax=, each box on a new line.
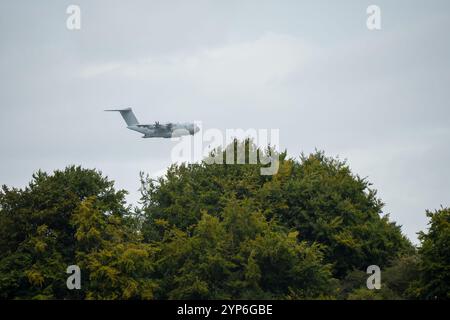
xmin=151 ymin=197 xmax=336 ymax=299
xmin=268 ymin=152 xmax=413 ymax=277
xmin=0 ymin=166 xmax=146 ymax=299
xmin=415 ymin=208 xmax=450 ymax=299
xmin=0 ymin=141 xmax=448 ymax=300
xmin=140 ymin=141 xmax=412 ymax=278
xmin=339 ymin=254 xmax=421 ymax=300
xmin=347 ymin=288 xmax=386 ymax=300
xmin=71 ymin=198 xmax=157 ymax=299
xmin=382 ymin=254 xmax=420 ymax=299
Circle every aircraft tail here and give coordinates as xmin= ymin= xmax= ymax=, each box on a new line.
xmin=105 ymin=108 xmax=139 ymax=126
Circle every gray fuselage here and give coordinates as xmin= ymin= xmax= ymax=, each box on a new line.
xmin=129 ymin=122 xmax=199 ymax=138
xmin=105 ymin=108 xmax=200 ymax=138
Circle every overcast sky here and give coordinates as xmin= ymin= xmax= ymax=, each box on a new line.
xmin=1 ymin=0 xmax=449 ymax=243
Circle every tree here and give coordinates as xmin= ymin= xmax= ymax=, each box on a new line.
xmin=71 ymin=197 xmax=157 ymax=299
xmin=1 ymin=141 xmax=444 ymax=300
xmin=140 ymin=141 xmax=412 ymax=278
xmin=150 ymin=197 xmax=336 ymax=299
xmin=416 ymin=207 xmax=450 ymax=299
xmin=340 ymin=254 xmax=420 ymax=300
xmin=0 ymin=166 xmax=135 ymax=299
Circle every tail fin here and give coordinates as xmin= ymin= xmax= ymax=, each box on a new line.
xmin=105 ymin=107 xmax=139 ymax=126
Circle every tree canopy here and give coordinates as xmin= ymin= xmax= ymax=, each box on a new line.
xmin=140 ymin=143 xmax=412 ymax=278
xmin=0 ymin=141 xmax=448 ymax=300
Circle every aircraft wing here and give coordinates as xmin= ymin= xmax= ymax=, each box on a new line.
xmin=136 ymin=123 xmax=174 ymax=129
xmin=136 ymin=124 xmax=154 ymax=128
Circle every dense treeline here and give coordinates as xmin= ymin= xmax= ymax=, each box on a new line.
xmin=0 ymin=141 xmax=448 ymax=299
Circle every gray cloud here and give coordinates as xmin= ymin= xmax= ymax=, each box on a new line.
xmin=1 ymin=0 xmax=449 ymax=243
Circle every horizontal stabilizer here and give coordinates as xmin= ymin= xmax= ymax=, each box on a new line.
xmin=105 ymin=107 xmax=132 ymax=112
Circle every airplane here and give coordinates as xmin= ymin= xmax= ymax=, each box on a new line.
xmin=105 ymin=107 xmax=200 ymax=138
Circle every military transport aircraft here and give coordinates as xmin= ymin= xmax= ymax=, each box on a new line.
xmin=105 ymin=108 xmax=200 ymax=138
